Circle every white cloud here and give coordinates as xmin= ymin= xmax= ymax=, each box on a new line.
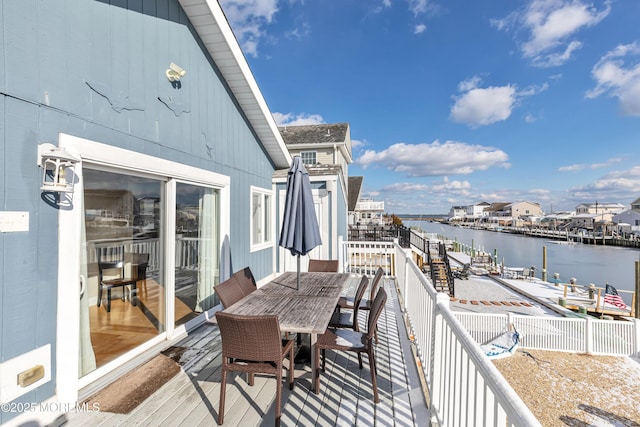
xmin=559 ymin=157 xmax=624 ymax=172
xmin=356 ymin=140 xmax=510 ymax=176
xmin=408 ymin=0 xmax=429 ymax=15
xmin=379 ymin=179 xmax=472 ymax=201
xmin=450 ymin=77 xmax=547 ymax=127
xmin=493 ymin=0 xmax=611 ymax=67
xmin=457 ymin=76 xmax=483 ymax=92
xmin=414 ymin=24 xmax=427 ymax=34
xmin=586 ymin=42 xmax=640 ymax=116
xmin=529 ymin=188 xmax=550 ymax=195
xmin=219 ymin=0 xmax=281 ymax=57
xmin=569 ymin=166 xmax=640 ymax=201
xmin=273 ymin=112 xmax=325 ymax=126
xmin=450 ymin=85 xmax=517 ymax=127
xmin=558 ymin=164 xmax=585 ymax=172
xmin=351 ymin=139 xmax=366 ymax=150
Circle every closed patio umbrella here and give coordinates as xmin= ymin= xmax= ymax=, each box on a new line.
xmin=279 ymin=156 xmax=322 ymax=289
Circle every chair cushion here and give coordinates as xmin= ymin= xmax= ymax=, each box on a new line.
xmin=318 ymin=328 xmax=365 ymax=350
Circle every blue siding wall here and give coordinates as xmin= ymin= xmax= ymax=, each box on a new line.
xmin=0 ymin=0 xmax=276 ymax=417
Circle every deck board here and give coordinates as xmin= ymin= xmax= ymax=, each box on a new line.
xmin=60 ymin=278 xmax=430 ymax=426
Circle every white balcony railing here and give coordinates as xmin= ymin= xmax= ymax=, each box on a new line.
xmin=340 ymin=238 xmax=540 ymax=427
xmin=355 ymin=200 xmax=385 ymax=211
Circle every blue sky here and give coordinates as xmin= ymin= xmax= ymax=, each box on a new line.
xmin=218 ymin=0 xmax=640 ymax=214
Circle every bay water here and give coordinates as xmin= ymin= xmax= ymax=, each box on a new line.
xmin=405 ymin=221 xmax=640 ymax=295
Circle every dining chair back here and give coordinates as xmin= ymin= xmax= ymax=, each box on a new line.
xmin=308 ymin=259 xmax=339 ymax=273
xmin=369 ymin=267 xmax=384 ymax=306
xmin=214 ymin=276 xmax=245 ymax=308
xmin=315 ymin=288 xmax=387 ymax=402
xmin=329 ymin=275 xmax=369 ymax=331
xmin=233 ymin=266 xmax=257 ymax=296
xmin=215 ymin=312 xmax=295 ymax=426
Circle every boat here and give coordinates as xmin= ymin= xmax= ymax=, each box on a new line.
xmin=547 ymin=240 xmax=577 ymax=246
xmin=481 ymin=327 xmax=520 ymax=360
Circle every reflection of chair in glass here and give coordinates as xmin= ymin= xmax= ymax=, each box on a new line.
xmin=96 ymin=247 xmax=138 ymax=313
xmin=132 ymin=253 xmax=150 ymax=298
xmin=315 ymin=288 xmax=387 ymax=403
xmin=308 ymin=259 xmax=339 ymax=272
xmin=215 ymin=312 xmax=295 ymax=426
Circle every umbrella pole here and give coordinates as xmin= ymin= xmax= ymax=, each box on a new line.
xmin=297 ymin=254 xmax=301 ymax=290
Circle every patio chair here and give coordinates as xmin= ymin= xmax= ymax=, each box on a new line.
xmin=214 ymin=276 xmax=245 ymax=308
xmin=315 ymin=287 xmax=387 ymax=403
xmin=233 ymin=266 xmax=257 ymax=296
xmin=338 ymin=266 xmax=383 ymax=313
xmin=96 ymin=247 xmax=139 ymax=313
xmin=329 ymin=275 xmax=369 ymax=331
xmin=308 ymin=259 xmax=339 ymax=272
xmin=215 ymin=312 xmax=295 ymax=426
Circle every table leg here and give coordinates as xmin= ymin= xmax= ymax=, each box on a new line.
xmin=310 ymin=333 xmax=318 ymax=393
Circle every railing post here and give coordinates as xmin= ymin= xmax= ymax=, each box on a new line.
xmin=585 ymin=317 xmax=593 ymax=354
xmin=634 ymin=318 xmax=640 ymax=358
xmin=338 ymin=235 xmax=344 ymax=273
xmin=430 ymin=293 xmax=451 ymax=426
xmin=404 ymin=250 xmax=411 ymax=303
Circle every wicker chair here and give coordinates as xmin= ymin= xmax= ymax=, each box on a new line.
xmin=337 ymin=268 xmax=384 ymax=341
xmin=233 ymin=266 xmax=257 ymax=296
xmin=308 ymin=259 xmax=339 ymax=272
xmin=214 ymin=276 xmax=245 ymax=308
xmin=337 ymin=267 xmax=383 ymax=313
xmin=215 ymin=312 xmax=295 ymax=426
xmin=328 ymin=275 xmax=369 ymax=331
xmin=314 ymin=288 xmax=387 ymax=403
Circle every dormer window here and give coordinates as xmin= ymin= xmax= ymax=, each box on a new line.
xmin=301 ymin=151 xmax=317 ymax=165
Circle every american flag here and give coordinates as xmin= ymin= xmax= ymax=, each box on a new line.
xmin=604 ymin=284 xmax=626 ymax=309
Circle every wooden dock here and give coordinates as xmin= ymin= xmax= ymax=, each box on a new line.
xmin=58 ymin=279 xmax=430 ymax=426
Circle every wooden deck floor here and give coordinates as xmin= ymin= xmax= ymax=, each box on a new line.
xmin=59 ymin=279 xmax=430 ymax=426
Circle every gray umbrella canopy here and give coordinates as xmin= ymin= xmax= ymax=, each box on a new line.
xmin=279 ymin=157 xmax=322 ymax=287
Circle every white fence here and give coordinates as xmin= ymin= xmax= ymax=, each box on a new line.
xmin=455 ymin=312 xmax=640 ymax=357
xmin=339 ymin=236 xmax=396 ymax=276
xmin=343 ymin=240 xmax=541 ymax=427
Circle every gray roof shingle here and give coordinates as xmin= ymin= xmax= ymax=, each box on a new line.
xmin=279 ymin=123 xmax=349 ymax=145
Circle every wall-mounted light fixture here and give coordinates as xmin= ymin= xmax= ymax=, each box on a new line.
xmin=37 ymin=143 xmax=80 ymax=194
xmin=166 ymin=63 xmax=186 ymax=82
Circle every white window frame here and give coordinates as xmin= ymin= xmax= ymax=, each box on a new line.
xmin=56 ymin=133 xmax=230 ymax=404
xmin=250 ymin=185 xmax=274 ymax=252
xmin=300 ymin=151 xmax=317 ymax=165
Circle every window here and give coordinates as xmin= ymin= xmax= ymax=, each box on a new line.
xmin=300 ymin=151 xmax=317 ymax=165
xmin=251 ymin=186 xmax=273 ymax=250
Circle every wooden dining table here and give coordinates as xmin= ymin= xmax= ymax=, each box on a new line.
xmin=224 ymin=271 xmax=355 ymax=392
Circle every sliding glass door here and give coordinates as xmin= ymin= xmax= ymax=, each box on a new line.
xmin=175 ymin=183 xmax=220 ymax=325
xmin=78 ymin=170 xmax=223 ymax=374
xmin=81 ymin=169 xmax=165 ymax=372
